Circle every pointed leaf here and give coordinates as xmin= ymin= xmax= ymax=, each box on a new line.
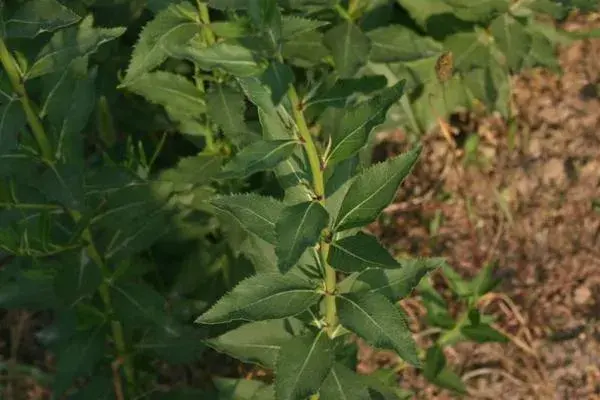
xmin=206 ymin=319 xmax=296 ymax=368
xmin=53 ymin=250 xmax=102 ymax=306
xmin=126 ymin=71 xmax=206 ymax=117
xmin=276 ymin=331 xmax=334 ymax=400
xmin=307 ymin=75 xmax=388 ymax=110
xmin=124 ymin=2 xmax=199 ymax=82
xmin=211 ymin=193 xmax=284 ymax=245
xmin=26 ymin=16 xmax=125 ymax=79
xmin=368 ymin=25 xmax=442 ymax=63
xmin=137 ymin=320 xmax=206 ymax=364
xmin=0 ymin=100 xmax=26 ymax=156
xmin=342 ymin=257 xmax=443 ymax=300
xmin=320 ymin=363 xmax=370 ymax=400
xmin=221 ymin=139 xmax=299 ymax=179
xmin=261 ymin=61 xmax=294 ymax=105
xmin=333 ymin=145 xmax=421 ymax=231
xmin=206 ymin=83 xmax=247 ymax=141
xmin=337 ymin=292 xmax=420 ymax=367
xmin=196 ymin=273 xmax=321 ymax=324
xmin=282 ymin=31 xmax=329 ymax=67
xmin=324 ymin=22 xmax=371 ymax=78
xmin=461 ymin=323 xmax=508 ymax=343
xmin=53 ymin=327 xmax=106 ymax=396
xmin=328 ymin=232 xmax=400 ymax=273
xmin=39 ymin=163 xmax=84 ymax=210
xmin=276 ymin=201 xmax=329 ymax=273
xmin=489 ymin=14 xmax=531 ymax=71
xmin=5 ymin=0 xmax=80 ymax=39
xmin=281 ymin=16 xmax=329 ymax=40
xmin=168 ymin=40 xmax=265 ymax=77
xmin=110 ymin=282 xmax=167 ymax=328
xmin=327 ymin=81 xmax=406 ymax=164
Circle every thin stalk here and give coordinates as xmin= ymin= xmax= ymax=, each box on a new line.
xmin=0 ymin=38 xmax=53 ymax=162
xmin=74 ymin=211 xmax=136 ymax=396
xmin=197 ymin=1 xmax=216 ymax=45
xmin=287 ymin=86 xmax=338 ymax=335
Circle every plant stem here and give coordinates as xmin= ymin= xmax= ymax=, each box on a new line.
xmin=197 ymin=1 xmax=216 ymax=46
xmin=0 ymin=38 xmax=53 ymax=162
xmin=287 ymin=86 xmax=338 ymax=335
xmin=73 ymin=212 xmax=136 ymax=396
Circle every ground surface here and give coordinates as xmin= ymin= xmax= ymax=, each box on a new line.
xmin=360 ymin=14 xmax=600 ymax=400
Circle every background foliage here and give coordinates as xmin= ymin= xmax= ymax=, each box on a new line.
xmin=0 ymin=0 xmax=597 ymax=399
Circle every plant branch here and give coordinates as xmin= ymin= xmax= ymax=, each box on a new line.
xmin=197 ymin=1 xmax=216 ymax=46
xmin=0 ymin=38 xmax=53 ymax=162
xmin=287 ymin=85 xmax=338 ymax=335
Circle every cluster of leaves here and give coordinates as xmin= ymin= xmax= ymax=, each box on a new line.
xmin=0 ymin=0 xmax=596 ymax=399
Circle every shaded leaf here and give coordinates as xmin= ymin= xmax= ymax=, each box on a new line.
xmin=333 ymin=145 xmax=421 ymax=231
xmin=275 ymin=201 xmax=329 ymax=273
xmin=276 ymin=331 xmax=334 ymax=400
xmin=327 ymin=81 xmax=406 ymax=164
xmin=5 ymin=0 xmax=80 ymax=39
xmin=307 ymin=75 xmax=388 ymax=110
xmin=282 ymin=31 xmax=329 ymax=67
xmin=337 ymin=292 xmax=420 ymax=366
xmin=27 ymin=16 xmax=125 ymax=79
xmin=461 ymin=323 xmax=508 ymax=343
xmin=489 ymin=14 xmax=531 ymax=71
xmin=368 ymin=25 xmax=442 ymax=63
xmin=0 ymin=100 xmax=26 ymax=156
xmin=220 ymin=139 xmax=298 ymax=179
xmin=39 ymin=163 xmax=84 ymax=210
xmin=261 ymin=61 xmax=293 ymax=105
xmin=211 ymin=193 xmax=284 ymax=245
xmin=110 ymin=282 xmax=167 ymax=328
xmin=53 ymin=250 xmax=102 ymax=306
xmin=124 ymin=2 xmax=198 ymax=82
xmin=328 ymin=232 xmax=400 ymax=273
xmin=342 ymin=257 xmax=443 ymax=300
xmin=206 ymin=319 xmax=297 ymax=368
xmin=319 ymin=363 xmax=370 ymax=400
xmin=324 ymin=21 xmax=371 ymax=78
xmin=137 ymin=320 xmax=206 ymax=363
xmin=196 ymin=273 xmax=321 ymax=324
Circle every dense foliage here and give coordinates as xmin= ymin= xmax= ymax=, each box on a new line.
xmin=0 ymin=0 xmax=596 ymax=398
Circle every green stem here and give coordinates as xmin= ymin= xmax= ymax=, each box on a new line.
xmin=287 ymin=86 xmax=338 ymax=335
xmin=334 ymin=3 xmax=352 ymax=21
xmin=73 ymin=211 xmax=136 ymax=396
xmin=0 ymin=38 xmax=53 ymax=162
xmin=197 ymin=1 xmax=216 ymax=46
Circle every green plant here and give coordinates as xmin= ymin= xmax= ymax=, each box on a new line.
xmin=0 ymin=0 xmax=597 ymax=399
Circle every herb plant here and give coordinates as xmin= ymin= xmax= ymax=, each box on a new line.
xmin=0 ymin=0 xmax=596 ymax=399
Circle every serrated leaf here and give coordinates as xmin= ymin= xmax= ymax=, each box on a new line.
xmin=211 ymin=194 xmax=284 ymax=244
xmin=281 ymin=16 xmax=329 ymax=40
xmin=196 ymin=273 xmax=321 ymax=324
xmin=307 ymin=75 xmax=388 ymax=110
xmin=0 ymin=100 xmax=26 ymax=156
xmin=444 ymin=0 xmax=509 ymax=23
xmin=209 ymin=20 xmax=252 ymax=38
xmin=342 ymin=257 xmax=443 ymax=300
xmin=53 ymin=250 xmax=102 ymax=307
xmin=207 ymin=83 xmax=247 ymax=141
xmin=127 ymin=71 xmax=206 ymax=117
xmin=328 ymin=232 xmax=400 ymax=273
xmin=261 ymin=61 xmax=293 ymax=105
xmin=5 ymin=0 xmax=80 ymax=39
xmin=276 ymin=330 xmax=334 ymax=400
xmin=490 ymin=14 xmax=531 ymax=72
xmin=206 ymin=319 xmax=296 ymax=368
xmin=337 ymin=292 xmax=420 ymax=367
xmin=276 ymin=201 xmax=329 ymax=273
xmin=282 ymin=30 xmax=329 ymax=67
xmin=333 ymin=145 xmax=421 ymax=231
xmin=221 ymin=139 xmax=299 ymax=179
xmin=53 ymin=327 xmax=106 ymax=396
xmin=324 ymin=21 xmax=370 ymax=78
xmin=168 ymin=40 xmax=265 ymax=77
xmin=319 ymin=363 xmax=370 ymax=400
xmin=156 ymin=154 xmax=223 ymax=190
xmin=26 ymin=15 xmax=125 ymax=79
xmin=124 ymin=2 xmax=198 ymax=82
xmin=368 ymin=25 xmax=442 ymax=63
xmin=327 ymin=81 xmax=406 ymax=165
